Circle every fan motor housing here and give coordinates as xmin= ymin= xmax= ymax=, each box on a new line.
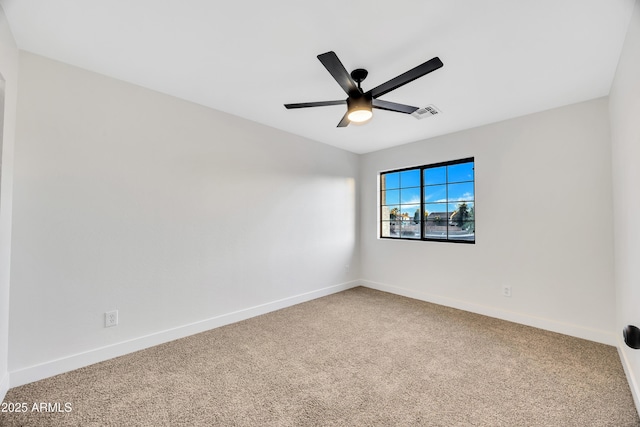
xmin=347 ymin=93 xmax=372 ymax=110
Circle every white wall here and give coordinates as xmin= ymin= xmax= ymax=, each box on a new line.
xmin=8 ymin=52 xmax=360 ymax=385
xmin=610 ymin=0 xmax=640 ymax=412
xmin=0 ymin=5 xmax=18 ymax=402
xmin=360 ymin=98 xmax=615 ymax=344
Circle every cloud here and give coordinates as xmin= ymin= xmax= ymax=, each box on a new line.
xmin=402 ymin=195 xmax=421 ymax=204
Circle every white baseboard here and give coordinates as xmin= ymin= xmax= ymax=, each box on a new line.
xmin=617 ymin=341 xmax=640 ymax=418
xmin=0 ymin=371 xmax=8 ymax=403
xmin=361 ymin=280 xmax=617 ymax=346
xmin=9 ymin=280 xmax=360 ymax=388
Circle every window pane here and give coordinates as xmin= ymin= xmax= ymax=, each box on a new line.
xmin=381 ymin=221 xmax=399 ymax=237
xmin=424 ymin=166 xmax=446 ymax=185
xmin=382 ymin=189 xmax=400 ymax=205
xmin=448 ymin=162 xmax=474 ymax=183
xmin=424 ymin=221 xmax=447 ymax=239
xmin=400 ymin=221 xmax=420 ymax=239
xmin=447 ymin=182 xmax=474 ymax=202
xmin=448 ymin=202 xmax=474 ymax=224
xmin=424 ymin=203 xmax=448 ymax=219
xmin=424 ymin=184 xmax=446 ymax=203
xmin=400 ymin=169 xmax=420 ymax=187
xmin=400 ymin=204 xmax=420 ymax=222
xmin=448 ymin=201 xmax=474 ymax=242
xmin=400 ymin=187 xmax=420 ymax=204
xmin=381 ymin=205 xmax=400 ymax=221
xmin=382 ymin=172 xmax=400 ymax=190
xmin=448 ymin=221 xmax=474 ymax=241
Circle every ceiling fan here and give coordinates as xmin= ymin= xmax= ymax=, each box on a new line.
xmin=284 ymin=51 xmax=443 ymax=127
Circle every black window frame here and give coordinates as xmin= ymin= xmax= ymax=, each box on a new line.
xmin=379 ymin=157 xmax=475 ymax=244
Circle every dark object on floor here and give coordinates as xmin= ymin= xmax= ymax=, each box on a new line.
xmin=623 ymin=325 xmax=640 ymax=349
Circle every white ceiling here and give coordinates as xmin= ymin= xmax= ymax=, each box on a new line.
xmin=0 ymin=0 xmax=635 ymax=154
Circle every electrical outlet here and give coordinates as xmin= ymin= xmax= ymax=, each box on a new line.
xmin=502 ymin=285 xmax=512 ymax=298
xmin=105 ymin=310 xmax=118 ymax=327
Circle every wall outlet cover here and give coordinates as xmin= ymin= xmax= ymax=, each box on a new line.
xmin=105 ymin=310 xmax=118 ymax=327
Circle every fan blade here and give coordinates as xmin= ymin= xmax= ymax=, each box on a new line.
xmin=337 ymin=111 xmax=350 ymax=127
xmin=284 ymin=100 xmax=346 ymax=109
xmin=368 ymin=57 xmax=443 ymax=99
xmin=318 ymin=51 xmax=360 ymax=96
xmin=372 ymin=99 xmax=419 ymax=114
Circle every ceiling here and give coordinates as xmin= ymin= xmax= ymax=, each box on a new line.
xmin=0 ymin=1 xmax=635 ymax=154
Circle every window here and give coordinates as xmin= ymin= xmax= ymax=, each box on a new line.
xmin=380 ymin=158 xmax=474 ymax=243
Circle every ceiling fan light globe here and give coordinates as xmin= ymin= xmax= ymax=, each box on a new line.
xmin=348 ymin=109 xmax=373 ymax=123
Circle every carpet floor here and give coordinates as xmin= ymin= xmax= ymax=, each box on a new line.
xmin=1 ymin=287 xmax=639 ymax=426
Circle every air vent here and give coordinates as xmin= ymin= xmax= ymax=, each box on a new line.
xmin=411 ymin=104 xmax=442 ymax=120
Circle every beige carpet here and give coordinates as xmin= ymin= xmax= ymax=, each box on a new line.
xmin=1 ymin=287 xmax=638 ymax=426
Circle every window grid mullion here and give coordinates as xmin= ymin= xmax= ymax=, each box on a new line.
xmin=420 ymin=167 xmax=424 ymax=239
xmin=445 ymin=165 xmax=449 ymax=240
